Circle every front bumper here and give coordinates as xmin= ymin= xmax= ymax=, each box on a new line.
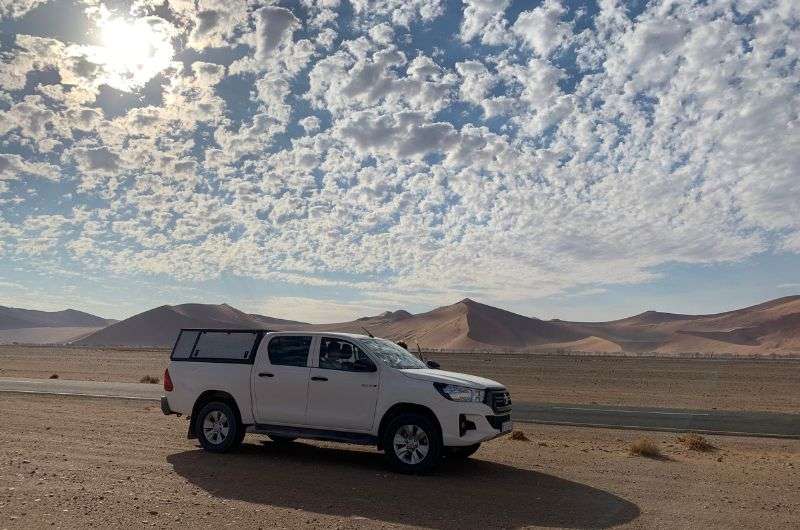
xmin=160 ymin=396 xmax=175 ymax=415
xmin=439 ymin=402 xmax=513 ymax=446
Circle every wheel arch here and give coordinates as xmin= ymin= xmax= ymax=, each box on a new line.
xmin=188 ymin=390 xmax=243 ymax=439
xmin=377 ymin=402 xmax=442 ymax=450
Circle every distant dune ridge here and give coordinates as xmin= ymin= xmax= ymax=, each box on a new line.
xmin=70 ymin=303 xmax=306 ymax=348
xmin=0 ymin=305 xmax=117 ymax=344
xmin=2 ymin=296 xmax=799 ymax=355
xmin=0 ymin=306 xmax=115 ymax=330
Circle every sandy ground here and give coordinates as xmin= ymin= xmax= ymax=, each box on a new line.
xmin=0 ymin=393 xmax=798 ymax=529
xmin=0 ymin=345 xmax=168 ymax=383
xmin=433 ymin=353 xmax=800 ymax=413
xmin=2 ymin=346 xmax=799 ymax=412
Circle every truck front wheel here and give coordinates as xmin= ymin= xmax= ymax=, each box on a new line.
xmin=383 ymin=412 xmax=442 ymax=473
xmin=195 ymin=401 xmax=243 ymax=453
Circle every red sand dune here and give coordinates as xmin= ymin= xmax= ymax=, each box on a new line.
xmin=63 ymin=295 xmax=800 ymax=355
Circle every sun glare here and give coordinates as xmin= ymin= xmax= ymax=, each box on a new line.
xmin=95 ymin=16 xmax=174 ymax=91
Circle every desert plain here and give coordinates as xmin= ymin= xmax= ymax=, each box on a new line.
xmin=1 ymin=392 xmax=798 ymax=529
xmin=2 ymin=344 xmax=799 ymax=412
xmin=1 ymin=344 xmax=799 ymax=529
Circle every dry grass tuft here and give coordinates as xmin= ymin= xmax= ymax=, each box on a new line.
xmin=629 ymin=437 xmax=662 ymax=458
xmin=139 ymin=375 xmax=160 ymax=384
xmin=677 ymin=433 xmax=716 ymax=452
xmin=510 ymin=430 xmax=530 ymax=441
xmin=48 ymin=373 xmax=58 ymax=379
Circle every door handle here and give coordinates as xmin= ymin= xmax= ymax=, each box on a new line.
xmin=258 ymin=372 xmax=274 ymax=378
xmin=311 ymin=376 xmax=328 ymax=381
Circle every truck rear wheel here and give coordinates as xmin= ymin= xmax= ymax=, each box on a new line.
xmin=195 ymin=401 xmax=243 ymax=453
xmin=383 ymin=412 xmax=442 ymax=474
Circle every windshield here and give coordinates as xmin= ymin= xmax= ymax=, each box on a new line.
xmin=358 ymin=338 xmax=427 ymax=369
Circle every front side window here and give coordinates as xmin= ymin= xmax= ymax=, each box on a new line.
xmin=191 ymin=331 xmax=258 ymax=360
xmin=319 ymin=337 xmax=375 ymax=372
xmin=268 ymin=335 xmax=312 ymax=367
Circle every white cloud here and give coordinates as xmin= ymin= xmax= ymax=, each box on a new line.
xmin=254 ymin=6 xmax=301 ymax=62
xmin=306 ymin=43 xmax=454 ymax=115
xmin=512 ymin=0 xmax=573 ymax=57
xmin=69 ymin=145 xmax=121 ymax=173
xmin=0 ymin=0 xmax=799 ymax=314
xmin=299 ymin=115 xmax=321 ymax=134
xmin=0 ymin=0 xmax=49 ymax=19
xmin=349 ymin=0 xmax=444 ymax=28
xmin=186 ymin=1 xmax=249 ymax=50
xmin=460 ymin=0 xmax=512 ymax=45
xmin=338 ymin=110 xmax=457 ymax=158
xmin=369 ymin=23 xmax=395 ymax=45
xmin=0 ymin=153 xmax=60 ymax=181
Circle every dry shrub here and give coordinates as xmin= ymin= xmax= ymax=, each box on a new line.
xmin=49 ymin=374 xmax=59 ymax=379
xmin=677 ymin=433 xmax=715 ymax=452
xmin=510 ymin=430 xmax=530 ymax=441
xmin=629 ymin=437 xmax=662 ymax=458
xmin=139 ymin=375 xmax=160 ymax=384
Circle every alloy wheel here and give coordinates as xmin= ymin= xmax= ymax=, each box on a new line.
xmin=393 ymin=424 xmax=430 ymax=464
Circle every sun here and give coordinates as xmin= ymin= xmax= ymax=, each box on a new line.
xmin=94 ymin=16 xmax=175 ymax=91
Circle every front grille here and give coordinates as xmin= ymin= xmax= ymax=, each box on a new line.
xmin=484 ymin=388 xmax=512 ymax=413
xmin=486 ymin=414 xmax=511 ymax=430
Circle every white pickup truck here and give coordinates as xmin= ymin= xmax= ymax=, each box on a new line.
xmin=161 ymin=329 xmax=512 ymax=473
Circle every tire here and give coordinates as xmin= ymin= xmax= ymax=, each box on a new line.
xmin=267 ymin=434 xmax=297 ymax=443
xmin=383 ymin=412 xmax=442 ymax=474
xmin=195 ymin=401 xmax=243 ymax=453
xmin=445 ymin=443 xmax=480 ymax=460
xmin=236 ymin=426 xmax=247 ymax=445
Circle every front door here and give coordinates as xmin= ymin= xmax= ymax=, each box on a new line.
xmin=306 ymin=337 xmax=379 ymax=431
xmin=252 ymin=335 xmax=313 ymax=425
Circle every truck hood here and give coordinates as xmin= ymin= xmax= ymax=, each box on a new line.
xmin=398 ymin=368 xmax=503 ymax=389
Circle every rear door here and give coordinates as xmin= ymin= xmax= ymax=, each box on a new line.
xmin=306 ymin=337 xmax=380 ymax=431
xmin=252 ymin=335 xmax=314 ymax=426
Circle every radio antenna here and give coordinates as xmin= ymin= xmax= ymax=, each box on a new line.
xmin=416 ymin=342 xmax=427 ymax=363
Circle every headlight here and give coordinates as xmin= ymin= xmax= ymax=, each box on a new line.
xmin=434 ymin=383 xmax=485 ymax=403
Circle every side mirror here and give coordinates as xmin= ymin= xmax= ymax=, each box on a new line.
xmin=426 ymin=360 xmax=440 ymax=369
xmin=354 ymin=359 xmax=377 ymax=372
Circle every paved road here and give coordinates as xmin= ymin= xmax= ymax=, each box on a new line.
xmin=0 ymin=377 xmax=162 ymax=400
xmin=513 ymin=402 xmax=800 ymax=439
xmin=1 ymin=377 xmax=798 ymax=439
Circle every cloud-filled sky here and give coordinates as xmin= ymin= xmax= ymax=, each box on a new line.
xmin=0 ymin=0 xmax=798 ymax=322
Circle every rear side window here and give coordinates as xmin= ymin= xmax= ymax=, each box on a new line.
xmin=190 ymin=331 xmax=259 ymax=361
xmin=171 ymin=331 xmax=199 ymax=359
xmin=268 ymin=336 xmax=312 ymax=367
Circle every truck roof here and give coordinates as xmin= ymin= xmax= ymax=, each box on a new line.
xmin=177 ymin=328 xmax=375 ymax=340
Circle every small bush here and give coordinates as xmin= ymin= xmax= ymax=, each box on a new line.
xmin=677 ymin=433 xmax=715 ymax=452
xmin=629 ymin=437 xmax=662 ymax=458
xmin=139 ymin=375 xmax=160 ymax=384
xmin=510 ymin=430 xmax=530 ymax=441
xmin=49 ymin=374 xmax=59 ymax=379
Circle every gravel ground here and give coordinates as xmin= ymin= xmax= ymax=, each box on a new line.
xmin=1 ymin=393 xmax=798 ymax=529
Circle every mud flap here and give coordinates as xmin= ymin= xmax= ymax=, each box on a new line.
xmin=187 ymin=416 xmax=197 ymax=439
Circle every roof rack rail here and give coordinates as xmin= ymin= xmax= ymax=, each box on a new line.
xmin=178 ymin=328 xmax=276 ymax=333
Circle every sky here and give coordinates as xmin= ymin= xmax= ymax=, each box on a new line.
xmin=0 ymin=0 xmax=798 ymax=323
